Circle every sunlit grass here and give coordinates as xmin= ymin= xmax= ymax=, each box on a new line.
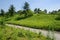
xmin=7 ymin=14 xmax=60 ymax=31
xmin=0 ymin=25 xmax=47 ymax=40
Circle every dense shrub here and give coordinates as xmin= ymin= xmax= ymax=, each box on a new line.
xmin=55 ymin=15 xmax=60 ymax=20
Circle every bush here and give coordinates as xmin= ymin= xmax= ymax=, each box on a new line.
xmin=55 ymin=16 xmax=60 ymax=20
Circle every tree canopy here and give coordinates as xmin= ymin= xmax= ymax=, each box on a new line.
xmin=8 ymin=5 xmax=15 ymax=16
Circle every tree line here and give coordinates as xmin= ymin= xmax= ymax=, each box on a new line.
xmin=0 ymin=2 xmax=60 ymax=20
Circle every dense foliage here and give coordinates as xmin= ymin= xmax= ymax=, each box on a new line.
xmin=8 ymin=5 xmax=15 ymax=16
xmin=0 ymin=9 xmax=5 ymax=16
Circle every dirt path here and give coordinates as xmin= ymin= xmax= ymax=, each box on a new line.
xmin=6 ymin=24 xmax=60 ymax=40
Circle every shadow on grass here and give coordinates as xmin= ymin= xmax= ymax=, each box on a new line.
xmin=15 ymin=15 xmax=33 ymax=21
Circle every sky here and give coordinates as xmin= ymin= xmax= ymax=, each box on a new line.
xmin=0 ymin=0 xmax=60 ymax=12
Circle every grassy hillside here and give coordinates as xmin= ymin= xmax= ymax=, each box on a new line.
xmin=7 ymin=14 xmax=60 ymax=31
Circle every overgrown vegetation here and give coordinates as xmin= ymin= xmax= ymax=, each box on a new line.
xmin=0 ymin=1 xmax=60 ymax=40
xmin=0 ymin=25 xmax=48 ymax=40
xmin=7 ymin=14 xmax=60 ymax=31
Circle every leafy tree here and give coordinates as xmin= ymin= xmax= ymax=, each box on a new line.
xmin=44 ymin=9 xmax=47 ymax=13
xmin=23 ymin=2 xmax=33 ymax=17
xmin=38 ymin=8 xmax=41 ymax=13
xmin=17 ymin=10 xmax=23 ymax=15
xmin=0 ymin=9 xmax=5 ymax=26
xmin=0 ymin=9 xmax=5 ymax=16
xmin=34 ymin=8 xmax=38 ymax=14
xmin=57 ymin=9 xmax=60 ymax=14
xmin=50 ymin=9 xmax=60 ymax=15
xmin=34 ymin=8 xmax=41 ymax=14
xmin=58 ymin=9 xmax=60 ymax=12
xmin=8 ymin=5 xmax=15 ymax=16
xmin=23 ymin=2 xmax=29 ymax=10
xmin=17 ymin=10 xmax=22 ymax=13
xmin=38 ymin=9 xmax=47 ymax=14
xmin=23 ymin=2 xmax=29 ymax=17
xmin=50 ymin=10 xmax=57 ymax=14
xmin=26 ymin=9 xmax=33 ymax=16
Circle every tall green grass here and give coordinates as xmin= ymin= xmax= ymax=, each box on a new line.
xmin=7 ymin=14 xmax=60 ymax=31
xmin=0 ymin=25 xmax=48 ymax=40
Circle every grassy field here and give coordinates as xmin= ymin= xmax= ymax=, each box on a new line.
xmin=0 ymin=25 xmax=48 ymax=40
xmin=7 ymin=14 xmax=60 ymax=31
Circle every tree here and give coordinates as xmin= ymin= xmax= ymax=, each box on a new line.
xmin=34 ymin=8 xmax=42 ymax=14
xmin=57 ymin=9 xmax=60 ymax=14
xmin=0 ymin=9 xmax=5 ymax=16
xmin=44 ymin=9 xmax=47 ymax=13
xmin=17 ymin=10 xmax=22 ymax=13
xmin=34 ymin=8 xmax=38 ymax=14
xmin=38 ymin=8 xmax=41 ymax=13
xmin=34 ymin=8 xmax=41 ymax=14
xmin=8 ymin=5 xmax=15 ymax=16
xmin=50 ymin=10 xmax=57 ymax=14
xmin=23 ymin=2 xmax=29 ymax=17
xmin=58 ymin=9 xmax=60 ymax=12
xmin=23 ymin=2 xmax=33 ymax=17
xmin=23 ymin=2 xmax=29 ymax=10
xmin=0 ymin=9 xmax=5 ymax=26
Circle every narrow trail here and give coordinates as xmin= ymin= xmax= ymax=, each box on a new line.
xmin=6 ymin=24 xmax=60 ymax=40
